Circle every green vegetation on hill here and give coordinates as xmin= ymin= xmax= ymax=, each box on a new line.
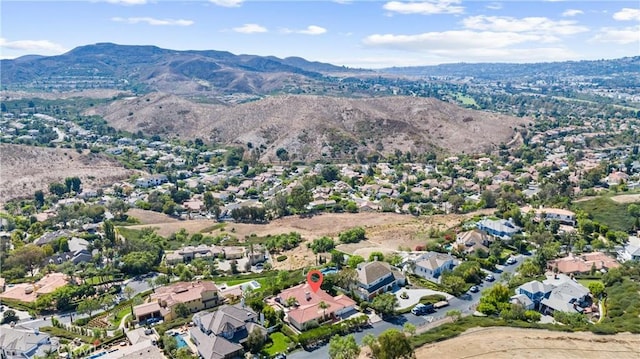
xmin=572 ymin=197 xmax=635 ymax=232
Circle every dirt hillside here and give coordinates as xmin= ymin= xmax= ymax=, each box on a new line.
xmin=85 ymin=94 xmax=530 ymax=161
xmin=409 ymin=327 xmax=640 ymax=359
xmin=0 ymin=144 xmax=135 ymax=203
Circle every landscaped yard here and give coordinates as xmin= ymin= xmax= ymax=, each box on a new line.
xmin=577 ymin=278 xmax=602 ymax=288
xmin=263 ymin=332 xmax=291 ymax=357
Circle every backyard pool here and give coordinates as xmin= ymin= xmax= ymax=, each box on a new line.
xmin=174 ymin=333 xmax=188 ymax=349
xmin=88 ymin=352 xmax=106 ymax=359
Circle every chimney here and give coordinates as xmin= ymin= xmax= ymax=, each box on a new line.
xmin=305 ymin=291 xmax=311 ymax=301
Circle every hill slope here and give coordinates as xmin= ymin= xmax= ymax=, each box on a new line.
xmin=0 ymin=43 xmax=363 ymax=95
xmin=85 ymin=94 xmax=530 ymax=161
xmin=0 ymin=144 xmax=135 ymax=203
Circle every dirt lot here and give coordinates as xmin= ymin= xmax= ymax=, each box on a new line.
xmin=610 ymin=193 xmax=640 ymax=204
xmin=408 ymin=327 xmax=640 ymax=359
xmin=125 ymin=210 xmax=491 ymax=270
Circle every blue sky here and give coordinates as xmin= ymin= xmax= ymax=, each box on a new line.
xmin=1 ymin=0 xmax=639 ymax=68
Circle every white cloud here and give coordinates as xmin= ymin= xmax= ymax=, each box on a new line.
xmin=591 ymin=26 xmax=640 ymax=44
xmin=613 ymin=8 xmax=640 ymax=21
xmin=105 ymin=0 xmax=147 ymax=5
xmin=561 ymin=9 xmax=583 ymax=17
xmin=0 ymin=38 xmax=67 ymax=55
xmin=462 ymin=15 xmax=588 ymax=35
xmin=111 ymin=17 xmax=194 ymax=26
xmin=281 ymin=25 xmax=327 ymax=35
xmin=232 ymin=23 xmax=268 ymax=34
xmin=209 ymin=0 xmax=243 ymax=7
xmin=298 ymin=25 xmax=327 ymax=35
xmin=486 ymin=2 xmax=502 ymax=10
xmin=383 ymin=1 xmax=464 ymax=15
xmin=332 ymin=0 xmax=353 ymax=4
xmin=363 ymin=30 xmax=555 ymax=51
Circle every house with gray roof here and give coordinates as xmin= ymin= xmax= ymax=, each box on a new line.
xmin=0 ymin=327 xmax=57 ymax=359
xmin=355 ymin=261 xmax=405 ymax=301
xmin=618 ymin=236 xmax=640 ymax=262
xmin=190 ymin=304 xmax=266 ymax=359
xmin=512 ymin=274 xmax=591 ymax=315
xmin=476 ymin=218 xmax=521 ymax=239
xmin=410 ymin=252 xmax=457 ymax=283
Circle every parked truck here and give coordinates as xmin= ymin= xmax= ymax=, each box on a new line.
xmin=434 ymin=301 xmax=449 ymax=309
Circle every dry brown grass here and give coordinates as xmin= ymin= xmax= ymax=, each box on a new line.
xmin=86 ymin=94 xmax=530 ymax=161
xmin=0 ymin=144 xmax=136 ymax=203
xmin=407 ymin=327 xmax=640 ymax=359
xmin=610 ymin=194 xmax=640 ymax=204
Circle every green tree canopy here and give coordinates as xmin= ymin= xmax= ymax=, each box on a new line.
xmin=329 ymin=334 xmax=360 ymax=359
xmin=369 ymin=328 xmax=415 ymax=359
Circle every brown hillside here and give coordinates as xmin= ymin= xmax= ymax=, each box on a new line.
xmin=0 ymin=144 xmax=136 ymax=203
xmin=86 ymin=94 xmax=530 ymax=161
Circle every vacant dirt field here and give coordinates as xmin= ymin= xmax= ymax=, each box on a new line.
xmin=409 ymin=327 xmax=640 ymax=359
xmin=124 ymin=210 xmax=494 ymax=269
xmin=0 ymin=144 xmax=136 ymax=203
xmin=610 ymin=193 xmax=640 ymax=204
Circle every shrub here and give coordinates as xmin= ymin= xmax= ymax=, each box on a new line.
xmin=277 ymin=255 xmax=288 ymax=262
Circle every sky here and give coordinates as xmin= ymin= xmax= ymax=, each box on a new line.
xmin=1 ymin=0 xmax=639 ymax=68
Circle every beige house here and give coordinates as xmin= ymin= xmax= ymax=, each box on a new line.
xmin=133 ymin=281 xmax=219 ymax=323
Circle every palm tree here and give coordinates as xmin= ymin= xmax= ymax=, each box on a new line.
xmin=318 ymin=301 xmax=330 ymax=322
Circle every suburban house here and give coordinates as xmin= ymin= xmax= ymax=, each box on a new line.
xmin=190 ymin=304 xmax=267 ymax=359
xmin=521 ymin=206 xmax=577 ymax=226
xmin=618 ymin=236 xmax=640 ymax=262
xmin=355 ymin=261 xmax=406 ymax=301
xmin=276 ymin=283 xmax=357 ymax=331
xmin=33 ymin=230 xmax=73 ymax=246
xmin=0 ymin=273 xmax=68 ymax=303
xmin=45 ymin=249 xmax=93 ymax=266
xmin=133 ymin=281 xmax=219 ymax=323
xmin=409 ymin=252 xmax=457 ymax=283
xmin=165 ymin=245 xmax=224 ymax=265
xmin=512 ymin=274 xmax=591 ymax=315
xmin=605 ymin=171 xmax=629 ymax=186
xmin=476 ymin=218 xmax=521 ymax=239
xmin=547 ymin=252 xmax=620 ymax=274
xmin=455 ymin=229 xmax=492 ymax=255
xmin=0 ymin=327 xmax=57 ymax=359
xmin=134 ymin=174 xmax=168 ymax=188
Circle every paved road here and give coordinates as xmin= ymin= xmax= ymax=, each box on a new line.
xmin=289 ymin=253 xmax=530 ymax=359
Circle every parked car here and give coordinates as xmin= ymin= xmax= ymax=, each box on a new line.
xmin=506 ymin=257 xmax=517 ymax=265
xmin=411 ymin=303 xmax=434 ymax=315
xmin=469 ymin=286 xmax=479 ymax=293
xmin=485 ymin=274 xmax=495 ymax=282
xmin=274 ymin=353 xmax=287 ymax=359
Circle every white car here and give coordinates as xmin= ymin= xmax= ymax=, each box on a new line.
xmin=506 ymin=257 xmax=517 ymax=265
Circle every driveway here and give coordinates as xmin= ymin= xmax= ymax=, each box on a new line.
xmin=288 ymin=252 xmax=530 ymax=359
xmin=394 ymin=288 xmax=453 ymax=310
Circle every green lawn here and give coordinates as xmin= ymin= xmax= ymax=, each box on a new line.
xmin=577 ymin=278 xmax=602 ymax=288
xmin=84 ymin=275 xmax=115 ymax=285
xmin=222 ymin=277 xmax=268 ymax=287
xmin=454 ymin=93 xmax=478 ymax=107
xmin=572 ymin=196 xmax=635 ymax=232
xmin=263 ymin=332 xmax=291 ymax=357
xmin=110 ymin=304 xmax=133 ymax=326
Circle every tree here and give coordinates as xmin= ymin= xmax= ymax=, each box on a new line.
xmin=5 ymin=244 xmax=45 ymax=277
xmin=1 ymin=310 xmax=18 ymax=324
xmin=588 ymin=281 xmax=605 ymax=299
xmin=318 ymin=301 xmax=330 ymax=321
xmin=347 ymin=255 xmax=365 ymax=269
xmin=629 ymin=204 xmax=640 ymax=230
xmin=276 ymin=147 xmax=289 ymax=162
xmin=369 ymin=251 xmax=385 ymax=262
xmin=321 ymin=165 xmax=340 ymax=182
xmin=246 ymin=327 xmax=266 ymax=354
xmin=309 ymin=237 xmax=335 ymax=254
xmin=370 ymin=293 xmax=398 ymax=317
xmin=34 ymin=190 xmax=45 ymax=208
xmin=49 ymin=182 xmax=67 ymax=197
xmin=289 ymin=186 xmax=311 ymax=213
xmin=339 ymin=227 xmax=366 ymax=243
xmin=478 ymin=283 xmax=511 ymax=315
xmin=403 ymin=323 xmax=416 ymax=336
xmin=174 ymin=303 xmax=191 ymax=318
xmin=107 ymin=199 xmax=129 ymax=220
xmin=329 ymin=334 xmax=360 ymax=359
xmin=369 ymin=328 xmax=415 ymax=359
xmin=77 ymin=298 xmax=101 ymax=317
xmin=103 ymin=220 xmax=116 ymax=245
xmin=445 ymin=309 xmax=462 ymax=322
xmin=440 ymin=274 xmax=466 ymax=296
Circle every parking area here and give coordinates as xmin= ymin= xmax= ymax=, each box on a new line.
xmin=394 ymin=288 xmax=453 ymax=310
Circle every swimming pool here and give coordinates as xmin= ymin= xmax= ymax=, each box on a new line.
xmin=174 ymin=333 xmax=188 ymax=349
xmin=88 ymin=352 xmax=106 ymax=359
